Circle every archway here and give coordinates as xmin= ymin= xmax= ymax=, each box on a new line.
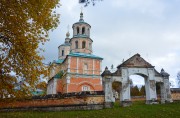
xmin=102 ymin=54 xmax=172 ymax=107
xmin=129 ymin=75 xmax=146 ymax=102
xmin=112 ymin=81 xmax=122 ymax=101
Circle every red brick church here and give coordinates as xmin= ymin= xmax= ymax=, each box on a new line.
xmin=47 ymin=12 xmax=103 ymax=94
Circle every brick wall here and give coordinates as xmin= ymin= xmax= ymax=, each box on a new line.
xmin=0 ymin=95 xmax=104 ymax=109
xmin=171 ymin=93 xmax=180 ymax=101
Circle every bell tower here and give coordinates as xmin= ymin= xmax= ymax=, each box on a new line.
xmin=70 ymin=12 xmax=93 ymax=54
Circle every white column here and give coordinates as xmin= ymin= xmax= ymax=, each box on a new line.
xmin=67 ymin=57 xmax=71 ymax=73
xmin=121 ymin=77 xmax=131 ymax=101
xmin=104 ymin=78 xmax=114 ymax=102
xmin=100 ymin=60 xmax=102 ymax=75
xmin=163 ymin=78 xmax=173 ymax=102
xmin=145 ymin=69 xmax=157 ymax=104
xmin=53 ymin=79 xmax=57 ymax=94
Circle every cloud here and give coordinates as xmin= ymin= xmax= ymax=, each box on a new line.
xmin=42 ymin=0 xmax=180 ymax=87
xmin=111 ymin=0 xmax=166 ymax=17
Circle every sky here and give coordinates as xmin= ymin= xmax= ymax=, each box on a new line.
xmin=42 ymin=0 xmax=180 ymax=87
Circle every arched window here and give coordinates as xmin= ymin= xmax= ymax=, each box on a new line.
xmin=75 ymin=41 xmax=78 ymax=49
xmin=87 ymin=28 xmax=90 ymax=36
xmin=82 ymin=41 xmax=86 ymax=49
xmin=89 ymin=43 xmax=92 ymax=50
xmin=62 ymin=50 xmax=64 ymax=56
xmin=82 ymin=27 xmax=85 ymax=34
xmin=77 ymin=27 xmax=79 ymax=34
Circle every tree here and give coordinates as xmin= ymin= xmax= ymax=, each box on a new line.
xmin=131 ymin=85 xmax=140 ymax=96
xmin=0 ymin=0 xmax=60 ymax=99
xmin=36 ymin=81 xmax=47 ymax=91
xmin=177 ymin=72 xmax=180 ymax=88
xmin=139 ymin=85 xmax=145 ymax=96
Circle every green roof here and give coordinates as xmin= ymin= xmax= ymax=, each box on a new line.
xmin=73 ymin=21 xmax=91 ymax=27
xmin=68 ymin=52 xmax=103 ymax=60
xmin=53 ymin=71 xmax=64 ymax=79
xmin=60 ymin=43 xmax=71 ymax=46
xmin=55 ymin=59 xmax=64 ymax=64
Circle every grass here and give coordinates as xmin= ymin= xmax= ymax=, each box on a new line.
xmin=0 ymin=101 xmax=180 ymax=118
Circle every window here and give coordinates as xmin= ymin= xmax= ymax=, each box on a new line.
xmin=82 ymin=86 xmax=89 ymax=91
xmin=84 ymin=63 xmax=88 ymax=74
xmin=87 ymin=28 xmax=90 ymax=36
xmin=89 ymin=43 xmax=92 ymax=50
xmin=82 ymin=41 xmax=86 ymax=49
xmin=75 ymin=41 xmax=78 ymax=49
xmin=82 ymin=27 xmax=85 ymax=34
xmin=77 ymin=27 xmax=79 ymax=34
xmin=62 ymin=50 xmax=64 ymax=56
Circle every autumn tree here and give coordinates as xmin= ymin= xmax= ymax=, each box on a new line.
xmin=131 ymin=85 xmax=140 ymax=96
xmin=36 ymin=81 xmax=47 ymax=91
xmin=0 ymin=0 xmax=60 ymax=99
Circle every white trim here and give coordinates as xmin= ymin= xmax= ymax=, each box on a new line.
xmin=68 ymin=57 xmax=71 ymax=73
xmin=93 ymin=59 xmax=94 ymax=75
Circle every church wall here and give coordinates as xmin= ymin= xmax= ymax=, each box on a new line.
xmin=68 ymin=77 xmax=103 ymax=93
xmin=70 ymin=57 xmax=77 ymax=73
xmin=47 ymin=79 xmax=57 ymax=94
xmin=69 ymin=57 xmax=101 ymax=75
xmin=58 ymin=46 xmax=70 ymax=59
xmin=56 ymin=79 xmax=64 ymax=93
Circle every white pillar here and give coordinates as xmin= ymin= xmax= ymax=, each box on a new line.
xmin=120 ymin=68 xmax=131 ymax=106
xmin=163 ymin=78 xmax=173 ymax=102
xmin=145 ymin=69 xmax=157 ymax=104
xmin=103 ymin=77 xmax=114 ymax=108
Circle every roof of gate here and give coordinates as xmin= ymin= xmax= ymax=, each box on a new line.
xmin=117 ymin=53 xmax=154 ymax=68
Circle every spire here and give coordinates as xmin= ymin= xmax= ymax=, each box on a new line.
xmin=79 ymin=10 xmax=84 ymax=22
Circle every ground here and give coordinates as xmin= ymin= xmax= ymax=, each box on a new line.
xmin=1 ymin=101 xmax=180 ymax=118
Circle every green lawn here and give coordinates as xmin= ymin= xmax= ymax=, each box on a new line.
xmin=1 ymin=101 xmax=180 ymax=118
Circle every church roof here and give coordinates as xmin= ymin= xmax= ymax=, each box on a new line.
xmin=71 ymin=35 xmax=93 ymax=42
xmin=72 ymin=12 xmax=91 ymax=27
xmin=59 ymin=43 xmax=71 ymax=47
xmin=154 ymin=69 xmax=162 ymax=77
xmin=55 ymin=59 xmax=64 ymax=64
xmin=117 ymin=53 xmax=154 ymax=68
xmin=68 ymin=52 xmax=103 ymax=60
xmin=73 ymin=21 xmax=91 ymax=27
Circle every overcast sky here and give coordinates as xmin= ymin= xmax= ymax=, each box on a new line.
xmin=42 ymin=0 xmax=180 ymax=87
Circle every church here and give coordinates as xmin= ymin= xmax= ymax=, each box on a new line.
xmin=47 ymin=12 xmax=103 ymax=94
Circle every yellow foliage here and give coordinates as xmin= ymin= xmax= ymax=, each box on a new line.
xmin=0 ymin=0 xmax=60 ymax=99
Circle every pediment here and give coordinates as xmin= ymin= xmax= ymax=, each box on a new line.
xmin=117 ymin=54 xmax=154 ymax=68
